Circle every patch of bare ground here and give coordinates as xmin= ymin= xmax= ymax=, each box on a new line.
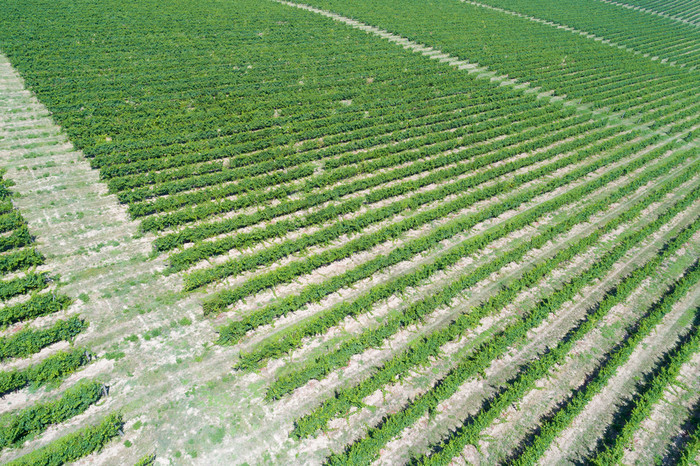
xmin=368 ymin=194 xmax=700 ymax=464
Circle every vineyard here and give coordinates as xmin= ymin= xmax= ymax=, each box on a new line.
xmin=0 ymin=0 xmax=698 ymax=464
xmin=0 ymin=167 xmax=120 ymax=462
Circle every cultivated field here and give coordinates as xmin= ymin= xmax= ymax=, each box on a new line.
xmin=0 ymin=0 xmax=699 ymax=464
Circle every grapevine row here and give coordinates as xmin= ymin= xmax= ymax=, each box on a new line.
xmin=275 ymin=145 xmax=698 ymax=407
xmin=0 ymin=348 xmax=92 ymax=396
xmin=413 ymin=229 xmax=700 ymax=465
xmin=6 ymin=412 xmax=123 ymax=466
xmin=226 ymin=134 xmax=670 ymax=369
xmin=588 ymin=313 xmax=700 ymax=464
xmin=290 ymin=155 xmax=700 ymax=443
xmin=206 ymin=131 xmax=656 ymax=313
xmin=0 ymin=380 xmax=105 ymax=449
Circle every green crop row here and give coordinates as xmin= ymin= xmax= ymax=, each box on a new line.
xmin=0 ymin=292 xmax=73 ymax=328
xmin=0 ymin=272 xmax=49 ymax=302
xmin=621 ymin=0 xmax=700 ymax=22
xmin=205 ymin=129 xmax=651 ymax=311
xmin=217 ymin=123 xmax=622 ymax=342
xmin=157 ymin=109 xmax=603 ymax=254
xmin=276 ymin=146 xmax=698 ymax=408
xmin=174 ymin=115 xmax=602 ymax=274
xmin=471 ymin=0 xmax=700 ymax=66
xmin=6 ymin=412 xmax=123 ymax=466
xmin=0 ymin=316 xmax=87 ymax=363
xmin=414 ymin=233 xmax=700 ymax=465
xmin=587 ymin=314 xmax=700 ymax=465
xmin=0 ymin=249 xmax=44 ymax=276
xmin=0 ymin=348 xmax=92 ymax=396
xmin=227 ymin=134 xmax=667 ymax=369
xmin=678 ymin=407 xmax=700 ymax=466
xmin=0 ymin=379 xmax=105 ymax=449
xmin=293 ymin=0 xmax=699 ymax=122
xmin=291 ymin=155 xmax=700 ymax=442
xmin=146 ymin=103 xmax=579 ymax=234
